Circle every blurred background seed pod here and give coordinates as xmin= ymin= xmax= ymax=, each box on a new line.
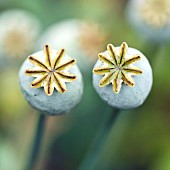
xmin=126 ymin=0 xmax=170 ymax=43
xmin=36 ymin=19 xmax=107 ymax=72
xmin=0 ymin=9 xmax=41 ymax=66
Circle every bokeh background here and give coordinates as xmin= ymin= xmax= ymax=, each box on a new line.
xmin=0 ymin=0 xmax=170 ymax=170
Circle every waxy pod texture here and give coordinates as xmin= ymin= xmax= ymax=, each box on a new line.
xmin=93 ymin=46 xmax=153 ymax=109
xmin=19 ymin=48 xmax=83 ymax=115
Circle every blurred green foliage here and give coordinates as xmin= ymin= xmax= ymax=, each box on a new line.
xmin=0 ymin=0 xmax=170 ymax=170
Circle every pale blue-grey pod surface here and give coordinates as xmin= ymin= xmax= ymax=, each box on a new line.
xmin=126 ymin=0 xmax=170 ymax=42
xmin=19 ymin=50 xmax=83 ymax=115
xmin=93 ymin=47 xmax=153 ymax=109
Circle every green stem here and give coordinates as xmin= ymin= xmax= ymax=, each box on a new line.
xmin=78 ymin=108 xmax=120 ymax=170
xmin=26 ymin=114 xmax=46 ymax=170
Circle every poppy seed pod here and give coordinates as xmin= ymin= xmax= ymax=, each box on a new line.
xmin=126 ymin=0 xmax=170 ymax=42
xmin=19 ymin=45 xmax=83 ymax=115
xmin=0 ymin=9 xmax=40 ymax=59
xmin=36 ymin=19 xmax=106 ymax=71
xmin=93 ymin=42 xmax=153 ymax=109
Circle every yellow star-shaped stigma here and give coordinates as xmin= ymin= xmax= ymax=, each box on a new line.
xmin=25 ymin=45 xmax=77 ymax=96
xmin=93 ymin=42 xmax=143 ymax=93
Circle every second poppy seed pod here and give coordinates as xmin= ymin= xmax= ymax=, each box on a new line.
xmin=93 ymin=42 xmax=153 ymax=109
xmin=19 ymin=45 xmax=83 ymax=115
